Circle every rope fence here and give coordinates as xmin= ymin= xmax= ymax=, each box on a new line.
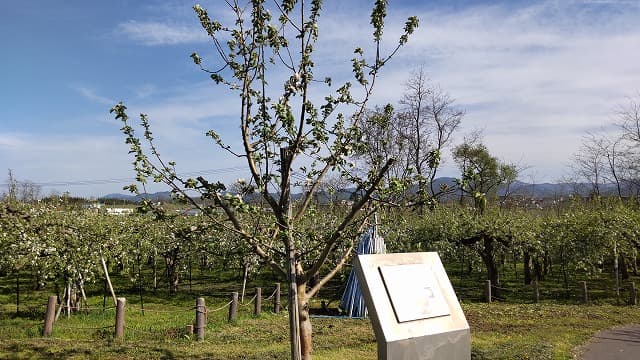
xmin=54 ymin=324 xmax=114 ymax=331
xmin=129 ymin=306 xmax=193 ymax=314
xmin=20 ymin=278 xmax=640 ymax=342
xmin=39 ymin=283 xmax=283 ymax=341
xmin=209 ymin=300 xmax=233 ymax=314
xmin=452 ymin=279 xmax=639 ymax=305
xmin=57 ymin=305 xmax=117 ymax=312
xmin=239 ymin=295 xmax=257 ymax=307
xmin=263 ymin=288 xmax=277 ymax=301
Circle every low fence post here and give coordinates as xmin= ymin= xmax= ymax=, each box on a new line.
xmin=532 ymin=281 xmax=539 ymax=304
xmin=581 ymin=281 xmax=588 ymax=304
xmin=274 ymin=283 xmax=281 ymax=314
xmin=228 ymin=292 xmax=238 ymax=323
xmin=43 ymin=295 xmax=57 ymax=336
xmin=185 ymin=324 xmax=194 ymax=336
xmin=484 ymin=280 xmax=492 ymax=303
xmin=254 ymin=287 xmax=262 ymax=317
xmin=630 ymin=282 xmax=637 ymax=306
xmin=195 ymin=297 xmax=206 ymax=341
xmin=115 ymin=297 xmax=126 ymax=339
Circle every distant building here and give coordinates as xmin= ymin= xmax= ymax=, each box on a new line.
xmin=105 ymin=207 xmax=134 ymax=215
xmin=178 ymin=208 xmax=201 ymax=216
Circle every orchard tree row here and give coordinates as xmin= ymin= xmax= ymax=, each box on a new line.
xmin=382 ymin=200 xmax=640 ymax=299
xmin=3 ymin=196 xmax=640 ymax=303
xmin=0 ymin=199 xmax=252 ymax=306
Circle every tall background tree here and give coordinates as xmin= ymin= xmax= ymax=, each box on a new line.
xmin=452 ymin=138 xmax=518 ymax=213
xmin=571 ymin=133 xmax=608 ymax=198
xmin=355 ymin=69 xmax=463 ymax=206
xmin=570 ymin=94 xmax=640 ymax=199
xmin=617 ymin=95 xmax=640 ymax=196
xmin=396 ymin=67 xmax=463 ymax=201
xmin=2 ymin=170 xmax=41 ymax=203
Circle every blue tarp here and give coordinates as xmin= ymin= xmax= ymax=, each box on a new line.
xmin=339 ymin=224 xmax=385 ymax=318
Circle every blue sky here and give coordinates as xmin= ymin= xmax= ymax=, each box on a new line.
xmin=1 ymin=0 xmax=639 ymax=197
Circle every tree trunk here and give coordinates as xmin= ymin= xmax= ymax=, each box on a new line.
xmin=15 ymin=272 xmax=19 ymax=315
xmin=152 ymin=250 xmax=158 ymax=292
xmin=286 ymin=249 xmax=301 ymax=360
xmin=483 ymin=257 xmax=500 ymax=299
xmin=533 ymin=258 xmax=543 ymax=282
xmin=281 ymin=146 xmax=302 ymax=360
xmin=543 ymin=253 xmax=551 ymax=278
xmin=297 ymin=283 xmax=313 ymax=360
xmin=164 ymin=248 xmax=180 ymax=294
xmin=480 ymin=236 xmax=501 ymax=299
xmin=620 ymin=255 xmax=629 ymax=280
xmin=523 ymin=250 xmax=532 ymax=285
xmin=512 ymin=251 xmax=518 ymax=281
xmin=34 ymin=269 xmax=44 ymax=290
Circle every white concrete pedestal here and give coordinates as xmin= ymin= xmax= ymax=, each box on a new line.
xmin=355 ymin=252 xmax=471 ymax=360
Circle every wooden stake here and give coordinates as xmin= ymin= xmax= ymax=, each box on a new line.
xmin=185 ymin=324 xmax=194 ymax=336
xmin=485 ymin=280 xmax=492 ymax=303
xmin=228 ymin=292 xmax=238 ymax=323
xmin=114 ymin=297 xmax=126 ymax=339
xmin=195 ymin=297 xmax=206 ymax=341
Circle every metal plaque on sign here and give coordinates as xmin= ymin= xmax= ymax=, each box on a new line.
xmin=379 ymin=263 xmax=450 ymax=323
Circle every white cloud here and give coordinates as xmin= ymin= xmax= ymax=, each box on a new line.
xmin=74 ymin=86 xmax=115 ymax=105
xmin=123 ymin=81 xmax=237 ymax=138
xmin=134 ymin=84 xmax=157 ymax=98
xmin=9 ymin=0 xmax=640 ymax=198
xmin=116 ymin=20 xmax=207 ymax=46
xmin=0 ymin=134 xmax=27 ymax=148
xmin=84 ymin=0 xmax=640 ymax=186
xmin=162 ymin=0 xmax=639 ymax=183
xmin=364 ymin=1 xmax=640 ymax=181
xmin=0 ymin=133 xmax=131 ymax=195
xmin=0 ymin=130 xmax=247 ymax=197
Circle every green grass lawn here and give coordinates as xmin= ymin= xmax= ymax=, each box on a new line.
xmin=1 ymin=263 xmax=639 ymax=359
xmin=2 ymin=295 xmax=640 ymax=359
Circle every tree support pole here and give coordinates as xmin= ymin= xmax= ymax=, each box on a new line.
xmin=100 ymin=254 xmax=117 ymax=306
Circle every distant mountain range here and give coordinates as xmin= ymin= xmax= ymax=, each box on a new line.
xmin=101 ymin=191 xmax=173 ymax=202
xmin=98 ymin=178 xmax=631 ymax=203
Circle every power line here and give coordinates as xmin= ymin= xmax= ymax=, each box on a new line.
xmin=0 ymin=166 xmax=247 ymax=188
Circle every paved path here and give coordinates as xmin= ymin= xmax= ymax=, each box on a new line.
xmin=580 ymin=325 xmax=640 ymax=360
